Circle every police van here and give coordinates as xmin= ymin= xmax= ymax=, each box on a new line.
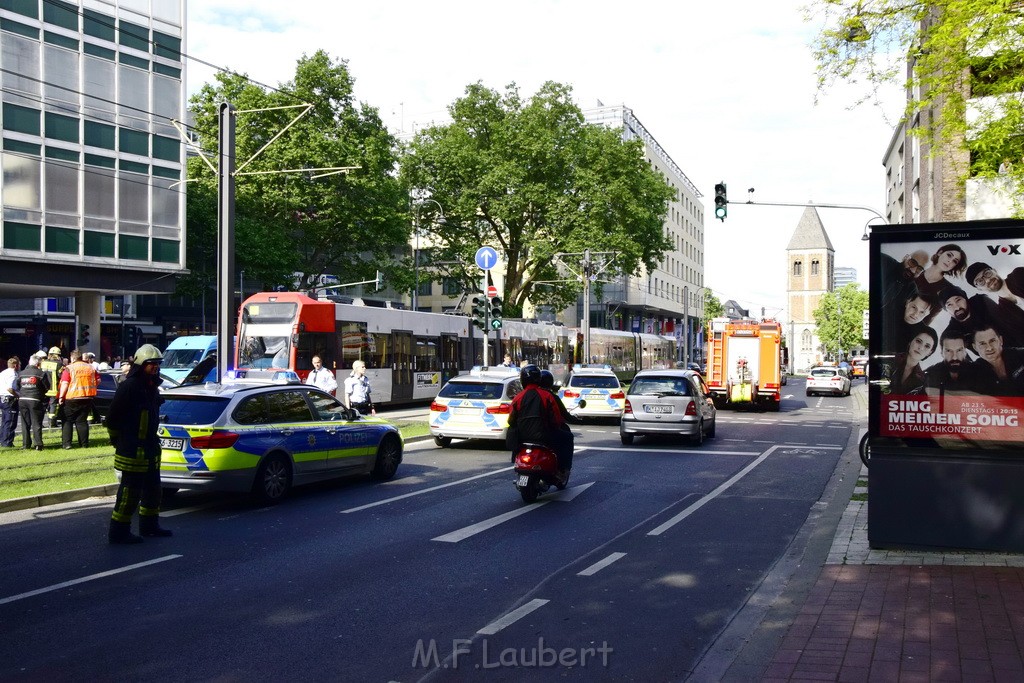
xmin=160 ymin=336 xmax=218 ymax=384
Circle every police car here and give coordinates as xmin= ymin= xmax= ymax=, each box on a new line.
xmin=559 ymin=364 xmax=626 ymax=419
xmin=429 ymin=366 xmax=522 ymax=447
xmin=158 ymin=381 xmax=403 ymax=503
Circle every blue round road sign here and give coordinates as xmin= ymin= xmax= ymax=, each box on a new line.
xmin=475 ymin=246 xmax=499 ymax=271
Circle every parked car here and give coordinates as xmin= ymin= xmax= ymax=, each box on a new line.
xmin=158 ymin=382 xmax=402 ymax=503
xmin=805 ymin=366 xmax=852 ymax=397
xmin=558 ymin=364 xmax=626 ymax=420
xmin=620 ymin=368 xmax=717 ymax=445
xmin=429 ymin=366 xmax=522 ymax=447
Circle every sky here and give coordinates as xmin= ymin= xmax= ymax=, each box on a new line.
xmin=185 ymin=0 xmax=905 ymax=320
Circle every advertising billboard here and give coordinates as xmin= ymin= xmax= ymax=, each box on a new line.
xmin=870 ymin=220 xmax=1024 ymax=447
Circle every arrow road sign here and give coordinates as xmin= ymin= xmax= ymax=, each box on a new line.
xmin=475 ymin=246 xmax=499 ymax=271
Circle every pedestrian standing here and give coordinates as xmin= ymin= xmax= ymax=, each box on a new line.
xmin=305 ymin=355 xmax=338 ymax=395
xmin=106 ymin=344 xmax=171 ymax=544
xmin=344 ymin=360 xmax=375 ymax=416
xmin=58 ymin=349 xmax=99 ymax=449
xmin=18 ymin=353 xmax=49 ymax=450
xmin=39 ymin=347 xmax=62 ymax=426
xmin=0 ymin=357 xmax=20 ymax=447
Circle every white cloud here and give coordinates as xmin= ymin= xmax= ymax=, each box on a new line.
xmin=186 ymin=0 xmax=904 ymax=317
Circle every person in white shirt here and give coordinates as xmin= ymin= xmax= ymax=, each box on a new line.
xmin=0 ymin=356 xmax=21 ymax=447
xmin=344 ymin=360 xmax=375 ymax=415
xmin=305 ymin=356 xmax=338 ymax=395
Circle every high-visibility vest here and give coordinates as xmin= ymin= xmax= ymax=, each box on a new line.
xmin=62 ymin=361 xmax=99 ymax=400
xmin=40 ymin=358 xmax=60 ymax=397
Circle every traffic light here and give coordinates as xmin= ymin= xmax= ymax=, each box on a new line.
xmin=375 ymin=270 xmax=384 ymax=291
xmin=471 ymin=295 xmax=488 ymax=330
xmin=77 ymin=323 xmax=90 ymax=346
xmin=489 ymin=296 xmax=503 ymax=331
xmin=714 ymin=182 xmax=728 ymax=221
xmin=125 ymin=326 xmax=137 ymax=349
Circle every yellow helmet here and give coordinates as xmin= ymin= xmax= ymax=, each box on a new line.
xmin=133 ymin=344 xmax=163 ymax=365
xmin=48 ymin=346 xmax=61 ymax=356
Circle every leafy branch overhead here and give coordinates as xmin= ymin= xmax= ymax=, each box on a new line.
xmin=185 ymin=50 xmax=408 ymax=293
xmin=400 ymin=81 xmax=675 ymax=314
xmin=806 ymin=0 xmax=1024 ymax=212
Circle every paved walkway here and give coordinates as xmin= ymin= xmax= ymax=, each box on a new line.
xmin=761 ymin=467 xmax=1024 ymax=682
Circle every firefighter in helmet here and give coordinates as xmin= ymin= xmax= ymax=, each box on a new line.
xmin=106 ymin=344 xmax=170 ymax=544
xmin=39 ymin=346 xmax=62 ymax=425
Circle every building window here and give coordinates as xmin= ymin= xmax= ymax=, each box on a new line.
xmin=119 ymin=234 xmax=148 ymax=260
xmin=811 ymin=260 xmax=820 ymax=276
xmin=3 ymin=150 xmax=41 ymax=210
xmin=43 ymin=0 xmax=78 ymax=30
xmin=793 ymin=260 xmax=802 ymax=276
xmin=44 ymin=112 xmax=79 ymax=143
xmin=85 ymin=121 xmax=116 ymax=149
xmin=152 ymin=238 xmax=179 ymax=263
xmin=44 ymin=44 xmax=79 ymax=107
xmin=152 ymin=134 xmax=178 ymax=162
xmin=45 ymin=226 xmax=78 ymax=254
xmin=118 ymin=20 xmax=149 ymax=52
xmin=3 ymin=221 xmax=41 ymax=251
xmin=84 ymin=230 xmax=115 ymax=257
xmin=84 ymin=9 xmax=115 ymax=41
xmin=2 ymin=0 xmax=38 ymax=20
xmin=2 ymin=102 xmax=39 ymax=135
xmin=442 ymin=278 xmax=462 ymax=296
xmin=44 ymin=158 xmax=78 ymax=214
xmin=801 ymin=329 xmax=813 ymax=351
xmin=119 ymin=128 xmax=148 ymax=156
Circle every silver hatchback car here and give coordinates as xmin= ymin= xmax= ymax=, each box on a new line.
xmin=620 ymin=369 xmax=717 ymax=445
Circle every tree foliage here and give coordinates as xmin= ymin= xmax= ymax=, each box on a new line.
xmin=400 ymin=81 xmax=675 ymax=315
xmin=185 ymin=51 xmax=408 ymax=294
xmin=806 ymin=0 xmax=1024 ymax=212
xmin=813 ymin=284 xmax=870 ymax=358
xmin=701 ymin=289 xmax=725 ymax=328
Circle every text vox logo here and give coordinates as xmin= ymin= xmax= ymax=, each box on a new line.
xmin=986 ymin=244 xmax=1022 ymax=255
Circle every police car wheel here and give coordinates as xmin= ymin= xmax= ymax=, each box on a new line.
xmin=433 ymin=436 xmax=452 ymax=448
xmin=371 ymin=435 xmax=402 ymax=481
xmin=253 ymin=453 xmax=292 ymax=504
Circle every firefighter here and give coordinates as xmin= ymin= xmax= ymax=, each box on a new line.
xmin=106 ymin=344 xmax=170 ymax=544
xmin=39 ymin=346 xmax=62 ymax=426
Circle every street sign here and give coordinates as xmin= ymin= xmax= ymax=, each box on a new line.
xmin=487 ymin=285 xmax=498 ymax=298
xmin=475 ymin=246 xmax=498 ymax=271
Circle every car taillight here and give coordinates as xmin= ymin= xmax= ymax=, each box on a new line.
xmin=763 ymin=383 xmax=779 ymax=390
xmin=486 ymin=403 xmax=512 ymax=414
xmin=430 ymin=401 xmax=448 ymax=412
xmin=624 ymin=399 xmax=633 ymax=414
xmin=189 ymin=431 xmax=240 ymax=449
xmin=610 ymin=391 xmax=625 ymax=400
xmin=563 ymin=390 xmax=580 ymax=398
xmin=685 ymin=401 xmax=697 ymax=416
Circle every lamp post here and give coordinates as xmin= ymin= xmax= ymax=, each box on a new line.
xmin=412 ymin=198 xmax=445 ymax=311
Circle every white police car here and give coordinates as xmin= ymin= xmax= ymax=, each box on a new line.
xmin=429 ymin=366 xmax=522 ymax=447
xmin=558 ymin=364 xmax=625 ymax=420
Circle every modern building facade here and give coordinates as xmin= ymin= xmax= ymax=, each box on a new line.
xmin=834 ymin=266 xmax=857 ymax=290
xmin=0 ymin=0 xmax=186 ymax=361
xmin=786 ymin=206 xmax=834 ymax=373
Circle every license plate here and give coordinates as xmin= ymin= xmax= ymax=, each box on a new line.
xmin=452 ymin=407 xmax=479 ymax=416
xmin=645 ymin=405 xmax=673 ymax=414
xmin=160 ymin=437 xmax=184 ymax=450
xmin=516 ymin=474 xmax=530 ymax=487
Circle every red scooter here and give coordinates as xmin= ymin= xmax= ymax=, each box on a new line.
xmin=513 ymin=443 xmax=569 ymax=503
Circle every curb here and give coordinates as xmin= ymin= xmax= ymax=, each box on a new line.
xmin=0 ymin=433 xmax=437 ymax=515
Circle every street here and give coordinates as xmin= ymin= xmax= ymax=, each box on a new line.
xmin=0 ymin=379 xmax=865 ymax=681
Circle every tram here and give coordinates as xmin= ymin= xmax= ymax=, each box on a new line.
xmin=236 ymin=291 xmax=676 ymax=406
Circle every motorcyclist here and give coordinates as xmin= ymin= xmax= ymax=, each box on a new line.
xmin=507 ymin=365 xmax=573 ymax=474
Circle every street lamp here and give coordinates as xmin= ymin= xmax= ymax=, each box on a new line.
xmin=412 ymin=199 xmax=446 ymax=311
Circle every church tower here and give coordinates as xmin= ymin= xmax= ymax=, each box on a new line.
xmin=786 ymin=207 xmax=834 ymax=372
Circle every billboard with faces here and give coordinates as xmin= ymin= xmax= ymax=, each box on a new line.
xmin=869 ymin=220 xmax=1024 ymax=447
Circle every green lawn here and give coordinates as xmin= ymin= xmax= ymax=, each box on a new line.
xmin=0 ymin=419 xmax=431 ymax=502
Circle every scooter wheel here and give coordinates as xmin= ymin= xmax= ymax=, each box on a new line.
xmin=555 ymin=470 xmax=570 ymax=491
xmin=519 ymin=478 xmax=540 ymax=504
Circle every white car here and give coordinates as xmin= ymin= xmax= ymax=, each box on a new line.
xmin=558 ymin=364 xmax=625 ymax=420
xmin=429 ymin=367 xmax=522 ymax=447
xmin=620 ymin=369 xmax=717 ymax=445
xmin=806 ymin=366 xmax=851 ymax=397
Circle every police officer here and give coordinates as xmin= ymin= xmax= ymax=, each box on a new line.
xmin=106 ymin=344 xmax=170 ymax=544
xmin=18 ymin=352 xmax=49 ymax=450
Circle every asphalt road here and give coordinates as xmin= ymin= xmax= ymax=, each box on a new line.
xmin=0 ymin=379 xmax=865 ymax=682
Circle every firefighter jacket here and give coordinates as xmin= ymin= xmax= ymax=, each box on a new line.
xmin=106 ymin=366 xmax=163 ymax=473
xmin=59 ymin=361 xmax=99 ymax=401
xmin=39 ymin=358 xmax=60 ymax=397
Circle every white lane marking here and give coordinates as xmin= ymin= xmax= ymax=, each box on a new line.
xmin=646 ymin=444 xmax=845 ymax=537
xmin=578 ymin=552 xmax=627 ymax=577
xmin=0 ymin=555 xmax=182 ymax=606
xmin=340 ymin=467 xmax=514 ymax=513
xmin=433 ymin=483 xmax=595 ymax=543
xmin=620 ymin=449 xmax=759 ymax=456
xmin=477 ymin=599 xmax=550 ymax=635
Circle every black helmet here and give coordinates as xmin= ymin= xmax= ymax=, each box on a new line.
xmin=539 ymin=370 xmax=554 ymax=390
xmin=520 ymin=364 xmax=541 ymax=386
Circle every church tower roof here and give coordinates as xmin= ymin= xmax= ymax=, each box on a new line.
xmin=786 ymin=206 xmax=834 ymax=252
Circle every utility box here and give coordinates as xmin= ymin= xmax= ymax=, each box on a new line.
xmin=867 ymin=218 xmax=1024 ymax=552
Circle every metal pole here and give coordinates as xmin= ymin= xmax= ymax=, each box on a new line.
xmin=482 ymin=271 xmax=489 ymax=366
xmin=683 ymin=285 xmax=689 ymax=366
xmin=412 ymin=206 xmax=419 ymax=311
xmin=217 ymin=102 xmax=236 ymax=383
xmin=582 ymin=249 xmax=591 ymax=363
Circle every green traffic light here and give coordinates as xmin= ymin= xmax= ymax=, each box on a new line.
xmin=490 ymin=319 xmax=502 ymax=330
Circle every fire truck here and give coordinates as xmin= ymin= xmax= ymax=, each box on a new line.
xmin=704 ymin=317 xmax=784 ymax=411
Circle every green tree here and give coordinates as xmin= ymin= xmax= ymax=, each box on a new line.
xmin=701 ymin=289 xmax=725 ymax=329
xmin=813 ymin=284 xmax=870 ymax=360
xmin=186 ymin=51 xmax=408 ymax=293
xmin=400 ymin=81 xmax=675 ymax=314
xmin=806 ymin=0 xmax=1024 ymax=213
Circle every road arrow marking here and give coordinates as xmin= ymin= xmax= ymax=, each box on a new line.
xmin=432 ymin=482 xmax=594 ymax=543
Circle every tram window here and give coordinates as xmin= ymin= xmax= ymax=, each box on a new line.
xmin=338 ymin=321 xmax=370 ymax=369
xmin=296 ymin=332 xmax=334 ymax=372
xmin=369 ymin=332 xmax=388 ymax=369
xmin=239 ymin=335 xmax=289 ymax=369
xmin=414 ymin=336 xmax=439 ymax=372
